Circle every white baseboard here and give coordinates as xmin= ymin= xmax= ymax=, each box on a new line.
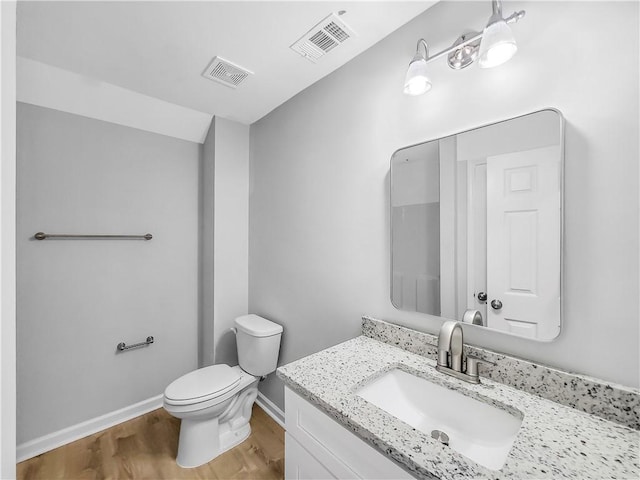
xmin=17 ymin=394 xmax=163 ymax=462
xmin=255 ymin=391 xmax=285 ymax=429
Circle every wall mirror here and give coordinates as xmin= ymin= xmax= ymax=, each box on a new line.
xmin=391 ymin=109 xmax=563 ymax=341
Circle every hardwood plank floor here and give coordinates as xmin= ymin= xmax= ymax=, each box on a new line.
xmin=17 ymin=405 xmax=284 ymax=480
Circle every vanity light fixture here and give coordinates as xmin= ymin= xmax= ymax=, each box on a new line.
xmin=403 ymin=0 xmax=525 ymax=95
xmin=403 ymin=39 xmax=432 ymax=95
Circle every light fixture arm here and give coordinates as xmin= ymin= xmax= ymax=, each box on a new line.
xmin=505 ymin=10 xmax=526 ymax=24
xmin=415 ymin=38 xmax=429 ymax=60
xmin=420 ymin=7 xmax=525 ymax=66
xmin=492 ymin=0 xmax=503 ymax=18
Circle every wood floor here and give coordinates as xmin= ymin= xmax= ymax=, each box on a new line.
xmin=17 ymin=405 xmax=285 ymax=480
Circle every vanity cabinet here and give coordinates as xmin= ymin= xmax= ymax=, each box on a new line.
xmin=284 ymin=387 xmax=415 ymax=480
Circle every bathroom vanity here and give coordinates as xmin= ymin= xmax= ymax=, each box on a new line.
xmin=277 ymin=317 xmax=640 ymax=480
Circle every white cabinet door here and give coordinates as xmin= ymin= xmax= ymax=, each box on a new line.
xmin=285 ymin=433 xmax=337 ymax=480
xmin=284 ymin=387 xmax=415 ymax=480
xmin=486 ymin=146 xmax=561 ymax=338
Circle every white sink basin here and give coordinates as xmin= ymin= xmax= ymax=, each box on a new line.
xmin=356 ymin=368 xmax=522 ymax=470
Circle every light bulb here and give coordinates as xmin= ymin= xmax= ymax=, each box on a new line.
xmin=403 ymin=57 xmax=432 ymax=96
xmin=478 ymin=19 xmax=517 ymax=68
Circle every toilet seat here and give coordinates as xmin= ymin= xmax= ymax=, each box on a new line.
xmin=164 ymin=364 xmax=241 ymax=406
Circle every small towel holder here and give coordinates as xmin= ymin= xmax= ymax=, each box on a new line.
xmin=117 ymin=336 xmax=154 ymax=352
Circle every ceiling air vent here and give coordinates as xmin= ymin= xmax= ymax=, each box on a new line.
xmin=202 ymin=56 xmax=253 ymax=89
xmin=290 ymin=13 xmax=356 ymax=63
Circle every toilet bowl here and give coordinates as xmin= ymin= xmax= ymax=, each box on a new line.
xmin=163 ymin=314 xmax=282 ymax=468
xmin=164 ymin=365 xmax=259 ymax=467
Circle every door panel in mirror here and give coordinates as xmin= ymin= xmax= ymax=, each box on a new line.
xmin=390 ymin=109 xmax=563 ymax=341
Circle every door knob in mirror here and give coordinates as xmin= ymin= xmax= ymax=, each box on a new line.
xmin=477 ymin=292 xmax=487 ymax=302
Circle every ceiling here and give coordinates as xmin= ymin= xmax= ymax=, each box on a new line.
xmin=17 ymin=1 xmax=436 ymax=125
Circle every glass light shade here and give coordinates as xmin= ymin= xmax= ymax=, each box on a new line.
xmin=478 ymin=19 xmax=517 ymax=68
xmin=403 ymin=57 xmax=432 ymax=96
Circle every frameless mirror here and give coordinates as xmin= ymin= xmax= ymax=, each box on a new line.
xmin=391 ymin=109 xmax=563 ymax=341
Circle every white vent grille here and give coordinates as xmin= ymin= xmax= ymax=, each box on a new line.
xmin=290 ymin=13 xmax=356 ymax=63
xmin=202 ymin=57 xmax=253 ymax=88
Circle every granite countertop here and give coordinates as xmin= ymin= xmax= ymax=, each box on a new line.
xmin=277 ymin=335 xmax=640 ymax=480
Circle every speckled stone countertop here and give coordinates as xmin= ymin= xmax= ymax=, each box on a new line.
xmin=363 ymin=316 xmax=640 ymax=430
xmin=277 ymin=336 xmax=640 ymax=480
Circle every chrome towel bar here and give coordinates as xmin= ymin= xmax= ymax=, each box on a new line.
xmin=117 ymin=336 xmax=154 ymax=352
xmin=35 ymin=232 xmax=152 ymax=240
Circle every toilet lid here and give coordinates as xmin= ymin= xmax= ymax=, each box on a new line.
xmin=164 ymin=364 xmax=241 ymax=404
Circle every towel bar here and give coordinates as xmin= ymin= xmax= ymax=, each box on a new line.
xmin=35 ymin=232 xmax=152 ymax=240
xmin=117 ymin=336 xmax=154 ymax=352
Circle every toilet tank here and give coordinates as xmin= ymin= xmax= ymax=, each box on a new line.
xmin=235 ymin=314 xmax=283 ymax=376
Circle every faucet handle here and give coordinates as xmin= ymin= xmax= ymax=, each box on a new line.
xmin=466 ymin=355 xmax=496 ymax=378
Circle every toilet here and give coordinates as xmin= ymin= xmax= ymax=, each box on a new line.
xmin=163 ymin=314 xmax=283 ymax=468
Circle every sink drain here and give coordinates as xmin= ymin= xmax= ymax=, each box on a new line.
xmin=431 ymin=430 xmax=450 ymax=446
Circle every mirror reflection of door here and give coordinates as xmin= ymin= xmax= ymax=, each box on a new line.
xmin=391 ymin=109 xmax=563 ymax=341
xmin=485 ymin=146 xmax=561 ymax=338
xmin=466 ymin=158 xmax=488 ymax=324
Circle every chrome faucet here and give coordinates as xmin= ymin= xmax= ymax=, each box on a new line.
xmin=435 ymin=321 xmax=495 ymax=384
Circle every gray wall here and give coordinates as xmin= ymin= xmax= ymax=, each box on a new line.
xmin=200 ymin=118 xmax=215 ymax=367
xmin=249 ymin=0 xmax=639 ymax=410
xmin=212 ymin=118 xmax=250 ymax=367
xmin=17 ymin=103 xmax=200 ymax=443
xmin=200 ymin=117 xmax=250 ymax=369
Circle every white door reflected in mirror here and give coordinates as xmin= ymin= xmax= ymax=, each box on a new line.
xmin=391 ymin=109 xmax=563 ymax=341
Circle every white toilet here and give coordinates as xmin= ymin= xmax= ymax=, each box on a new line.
xmin=163 ymin=314 xmax=283 ymax=468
